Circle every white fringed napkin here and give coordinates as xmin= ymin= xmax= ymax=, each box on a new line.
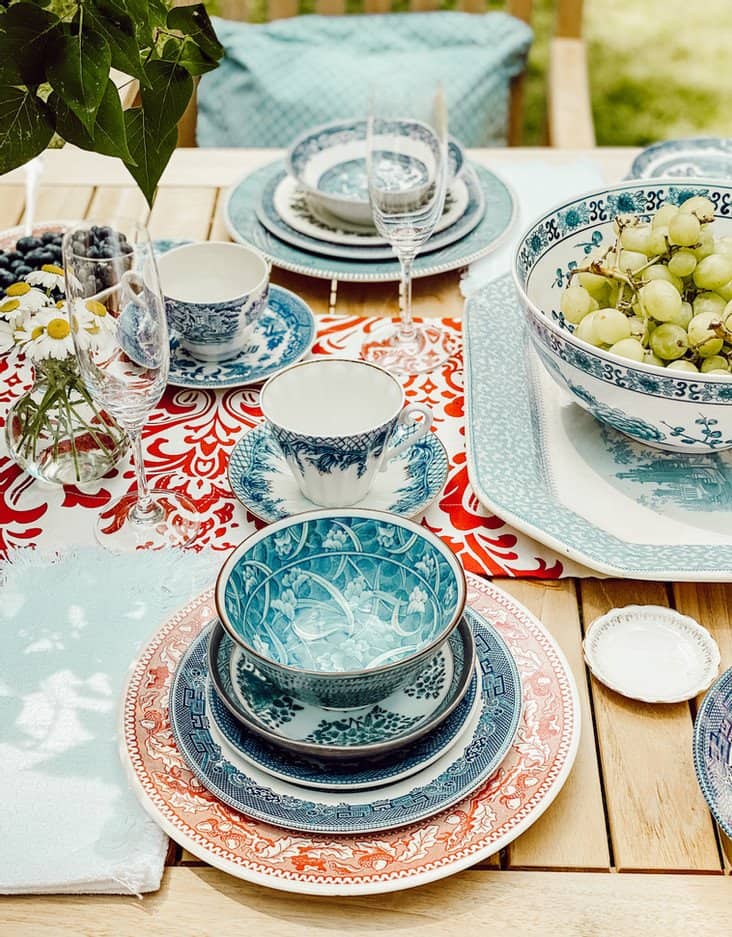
xmin=0 ymin=546 xmax=219 ymax=895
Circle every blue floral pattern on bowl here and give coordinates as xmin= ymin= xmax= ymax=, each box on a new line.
xmin=207 ymin=616 xmax=475 ymax=766
xmin=694 ymin=666 xmax=732 ymax=840
xmin=513 ymin=180 xmax=732 ymax=452
xmin=227 ymin=422 xmax=448 ymax=523
xmin=169 ymin=608 xmax=521 ymax=834
xmin=215 ymin=509 xmax=466 ymax=709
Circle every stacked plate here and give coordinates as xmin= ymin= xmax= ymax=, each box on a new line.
xmin=224 ymin=119 xmax=517 ymax=283
xmin=165 ymin=510 xmax=524 ymax=835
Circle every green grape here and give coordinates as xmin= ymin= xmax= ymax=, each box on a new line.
xmin=704 ymin=369 xmax=731 ymax=376
xmin=639 ymin=279 xmax=682 ymax=322
xmin=715 ymin=236 xmax=732 ymax=256
xmin=668 ymin=212 xmax=701 ymax=247
xmin=677 ymin=302 xmax=693 ymax=329
xmin=694 ymin=292 xmax=726 ymax=319
xmin=688 ymin=310 xmax=724 ymax=356
xmin=628 ymin=316 xmax=646 ymax=340
xmin=718 ymin=280 xmax=732 ymax=302
xmin=619 ymin=249 xmax=648 ymax=273
xmin=560 ymin=284 xmax=594 ymax=323
xmin=667 ymin=250 xmax=697 ymax=277
xmin=695 ymin=230 xmax=716 ymax=260
xmin=643 ymin=350 xmax=665 ymax=367
xmin=666 ymin=360 xmax=699 ymax=372
xmin=701 ymin=355 xmax=729 ymax=373
xmin=620 ymin=223 xmax=653 ymax=254
xmin=722 ymin=299 xmax=732 ymax=334
xmin=652 ymin=203 xmax=678 ymax=228
xmin=576 ymin=271 xmax=610 ymax=301
xmin=650 ymin=323 xmax=689 ymax=360
xmin=643 ymin=264 xmax=684 ymax=292
xmin=694 ymin=254 xmax=732 ymax=290
xmin=648 ymin=227 xmax=669 ymax=255
xmin=575 ymin=311 xmax=602 ymax=346
xmin=609 ymin=338 xmax=644 ymax=362
xmin=679 ymin=195 xmax=715 ymax=220
xmin=595 ymin=307 xmax=632 ymax=344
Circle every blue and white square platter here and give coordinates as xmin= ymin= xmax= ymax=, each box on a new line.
xmin=464 ymin=274 xmax=732 ymax=580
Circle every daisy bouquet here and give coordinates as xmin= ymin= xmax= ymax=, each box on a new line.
xmin=2 ymin=264 xmax=127 ymax=485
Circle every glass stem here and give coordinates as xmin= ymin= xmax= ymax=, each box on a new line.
xmin=398 ymin=253 xmax=417 ymax=344
xmin=129 ymin=430 xmax=157 ymax=523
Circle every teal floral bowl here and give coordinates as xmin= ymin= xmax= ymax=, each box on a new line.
xmin=214 ymin=508 xmax=466 ymax=709
xmin=513 ymin=180 xmax=732 ymax=453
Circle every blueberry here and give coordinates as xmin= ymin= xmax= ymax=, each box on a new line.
xmin=47 ymin=245 xmax=62 ymax=261
xmin=86 ymin=245 xmax=101 ymax=259
xmin=16 ymin=236 xmax=43 ymax=254
xmin=6 ymin=251 xmax=22 ymax=265
xmin=37 ymin=250 xmax=55 ymax=265
xmin=24 ymin=249 xmax=47 ymax=266
xmin=0 ymin=254 xmax=9 ymax=270
xmin=14 ymin=264 xmax=32 ymax=277
xmin=0 ymin=270 xmax=15 ymax=288
xmin=41 ymin=231 xmax=60 ymax=244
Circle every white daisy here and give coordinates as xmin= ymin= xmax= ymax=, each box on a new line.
xmin=0 ymin=316 xmax=15 ymax=353
xmin=69 ymin=298 xmax=115 ymax=350
xmin=5 ymin=282 xmax=51 ymax=313
xmin=24 ymin=308 xmax=75 ymax=362
xmin=26 ymin=264 xmax=65 ymax=294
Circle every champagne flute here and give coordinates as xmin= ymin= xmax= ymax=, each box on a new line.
xmin=63 ymin=219 xmax=200 ymax=550
xmin=362 ymin=85 xmax=455 ymax=374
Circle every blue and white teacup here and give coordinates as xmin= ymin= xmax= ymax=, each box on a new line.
xmin=260 ymin=358 xmax=434 ymax=507
xmin=155 ymin=241 xmax=269 ymax=361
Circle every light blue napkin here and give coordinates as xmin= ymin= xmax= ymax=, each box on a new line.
xmin=0 ymin=547 xmax=219 ymax=894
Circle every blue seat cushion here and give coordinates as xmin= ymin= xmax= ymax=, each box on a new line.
xmin=197 ymin=12 xmax=532 ymax=148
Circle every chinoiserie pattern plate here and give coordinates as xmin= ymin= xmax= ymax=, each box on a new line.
xmin=693 ymin=666 xmax=732 ymax=840
xmin=464 ymin=274 xmax=732 ymax=580
xmin=257 ymin=170 xmax=480 ymax=261
xmin=166 ymin=285 xmax=316 ymax=390
xmin=271 ymin=173 xmax=469 ymax=248
xmin=121 ymin=573 xmax=580 ymax=895
xmin=628 ymin=137 xmax=732 ymax=180
xmin=224 ymin=159 xmax=516 ymax=283
xmin=207 ymin=619 xmax=477 ymax=791
xmin=227 ymin=422 xmax=449 ymax=522
xmin=168 ymin=605 xmax=519 ymax=835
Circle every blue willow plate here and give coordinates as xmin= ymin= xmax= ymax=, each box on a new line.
xmin=628 ymin=138 xmax=732 ymax=180
xmin=166 ymin=285 xmax=315 ymax=390
xmin=169 ymin=608 xmax=522 ymax=834
xmin=255 ymin=169 xmax=483 ymax=262
xmin=227 ymin=422 xmax=449 ymax=522
xmin=464 ymin=274 xmax=732 ymax=580
xmin=207 ymin=622 xmax=477 ymax=791
xmin=694 ymin=666 xmax=732 ymax=839
xmin=224 ymin=159 xmax=516 ymax=283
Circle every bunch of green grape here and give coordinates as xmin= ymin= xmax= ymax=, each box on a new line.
xmin=560 ymin=195 xmax=732 ymax=374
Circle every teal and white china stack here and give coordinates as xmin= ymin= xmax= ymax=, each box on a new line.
xmin=166 ymin=508 xmax=525 ymax=832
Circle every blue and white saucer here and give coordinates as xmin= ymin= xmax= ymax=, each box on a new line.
xmin=166 ymin=285 xmax=316 ymax=390
xmin=228 ymin=422 xmax=449 ymax=522
xmin=169 ymin=608 xmax=522 ymax=835
xmin=694 ymin=666 xmax=732 ymax=840
xmin=628 ymin=137 xmax=732 ymax=180
xmin=207 ymin=622 xmax=478 ymax=791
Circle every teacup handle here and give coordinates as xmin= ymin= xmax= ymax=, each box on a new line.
xmin=380 ymin=404 xmax=433 ymax=470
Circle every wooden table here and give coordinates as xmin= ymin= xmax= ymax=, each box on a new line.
xmin=2 ymin=147 xmax=731 ymax=936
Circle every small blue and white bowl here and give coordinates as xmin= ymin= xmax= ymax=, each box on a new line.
xmin=156 ymin=241 xmax=269 ymax=361
xmin=286 ymin=119 xmax=465 ymax=227
xmin=214 ymin=508 xmax=467 ymax=709
xmin=513 ymin=179 xmax=732 ymax=453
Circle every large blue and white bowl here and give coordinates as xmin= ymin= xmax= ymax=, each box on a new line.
xmin=215 ymin=509 xmax=466 ymax=709
xmin=286 ymin=119 xmax=465 ymax=227
xmin=513 ymin=180 xmax=732 ymax=453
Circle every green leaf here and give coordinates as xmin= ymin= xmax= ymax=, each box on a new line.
xmin=0 ymin=3 xmax=61 ymax=86
xmin=140 ymin=59 xmax=192 ymax=142
xmin=46 ymin=27 xmax=111 ymax=135
xmin=159 ymin=36 xmax=218 ymax=78
xmin=85 ymin=0 xmax=149 ymax=87
xmin=123 ymin=106 xmax=177 ymax=207
xmin=0 ymin=86 xmax=55 ymax=175
xmin=49 ymin=79 xmax=134 ymax=164
xmin=166 ymin=4 xmax=223 ymax=62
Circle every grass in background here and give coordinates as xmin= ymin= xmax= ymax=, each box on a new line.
xmin=212 ymin=0 xmax=732 ymax=147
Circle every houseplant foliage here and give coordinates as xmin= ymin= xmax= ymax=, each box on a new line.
xmin=0 ymin=0 xmax=223 ymax=205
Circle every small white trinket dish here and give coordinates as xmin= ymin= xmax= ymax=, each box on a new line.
xmin=583 ymin=605 xmax=720 ymax=704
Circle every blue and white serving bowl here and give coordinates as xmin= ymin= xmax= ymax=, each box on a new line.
xmin=214 ymin=509 xmax=467 ymax=709
xmin=628 ymin=138 xmax=732 ymax=181
xmin=694 ymin=666 xmax=732 ymax=840
xmin=513 ymin=180 xmax=732 ymax=453
xmin=286 ymin=118 xmax=465 ymax=226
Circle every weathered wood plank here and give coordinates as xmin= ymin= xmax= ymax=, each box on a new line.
xmin=499 ymin=578 xmax=610 ymax=870
xmin=147 ymin=187 xmax=218 ymax=241
xmin=580 ymin=579 xmax=721 ymax=872
xmin=86 ymin=187 xmax=149 ymax=225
